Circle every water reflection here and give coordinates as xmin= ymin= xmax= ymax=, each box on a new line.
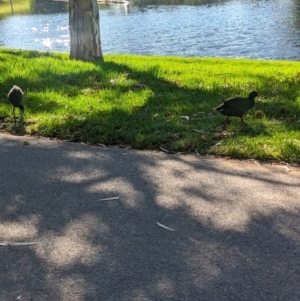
xmin=34 ymin=0 xmax=68 ymax=14
xmin=0 ymin=0 xmax=300 ymax=60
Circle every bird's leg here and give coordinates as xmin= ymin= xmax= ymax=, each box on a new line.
xmin=20 ymin=108 xmax=24 ymax=121
xmin=12 ymin=107 xmax=16 ymax=122
xmin=240 ymin=116 xmax=248 ymax=126
xmin=222 ymin=116 xmax=229 ymax=129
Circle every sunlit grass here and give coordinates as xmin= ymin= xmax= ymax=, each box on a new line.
xmin=0 ymin=48 xmax=300 ymax=162
xmin=0 ymin=0 xmax=31 ymax=16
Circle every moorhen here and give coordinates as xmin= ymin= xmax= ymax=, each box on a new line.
xmin=214 ymin=91 xmax=258 ymax=128
xmin=7 ymin=85 xmax=24 ymax=120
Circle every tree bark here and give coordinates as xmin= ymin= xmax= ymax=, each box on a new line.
xmin=69 ymin=0 xmax=103 ymax=62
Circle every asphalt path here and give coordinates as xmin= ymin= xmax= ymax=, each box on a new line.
xmin=0 ymin=133 xmax=300 ymax=301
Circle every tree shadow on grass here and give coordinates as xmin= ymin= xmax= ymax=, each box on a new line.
xmin=1 ymin=50 xmax=299 ymax=159
xmin=0 ymin=136 xmax=300 ymax=300
xmin=42 ymin=60 xmax=272 ymax=150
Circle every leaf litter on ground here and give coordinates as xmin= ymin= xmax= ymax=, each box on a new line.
xmin=0 ymin=241 xmax=39 ymax=247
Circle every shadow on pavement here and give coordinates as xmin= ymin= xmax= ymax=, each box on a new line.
xmin=0 ymin=135 xmax=299 ymax=301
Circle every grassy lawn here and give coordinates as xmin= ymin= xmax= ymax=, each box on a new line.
xmin=0 ymin=0 xmax=31 ymax=16
xmin=0 ymin=48 xmax=300 ymax=162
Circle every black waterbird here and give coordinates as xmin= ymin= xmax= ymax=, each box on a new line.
xmin=7 ymin=85 xmax=24 ymax=120
xmin=214 ymin=91 xmax=258 ymax=128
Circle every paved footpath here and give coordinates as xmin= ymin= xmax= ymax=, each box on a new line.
xmin=0 ymin=133 xmax=300 ymax=301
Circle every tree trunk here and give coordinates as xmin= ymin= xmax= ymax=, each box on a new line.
xmin=69 ymin=0 xmax=103 ymax=62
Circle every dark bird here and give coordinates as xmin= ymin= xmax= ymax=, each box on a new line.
xmin=214 ymin=91 xmax=258 ymax=129
xmin=7 ymin=85 xmax=24 ymax=120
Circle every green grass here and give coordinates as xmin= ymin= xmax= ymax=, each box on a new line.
xmin=1 ymin=48 xmax=300 ymax=162
xmin=0 ymin=0 xmax=31 ymax=16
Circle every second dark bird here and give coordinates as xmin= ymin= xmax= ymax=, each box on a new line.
xmin=7 ymin=85 xmax=24 ymax=120
xmin=214 ymin=91 xmax=258 ymax=129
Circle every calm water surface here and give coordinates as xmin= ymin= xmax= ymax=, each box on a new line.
xmin=1 ymin=0 xmax=300 ymax=60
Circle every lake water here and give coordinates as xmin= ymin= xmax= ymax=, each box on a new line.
xmin=1 ymin=0 xmax=300 ymax=60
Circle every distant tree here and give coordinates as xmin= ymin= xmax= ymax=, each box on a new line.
xmin=69 ymin=0 xmax=103 ymax=61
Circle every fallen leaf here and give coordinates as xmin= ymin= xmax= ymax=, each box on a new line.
xmin=157 ymin=222 xmax=175 ymax=231
xmin=24 ymin=141 xmax=29 ymax=145
xmin=286 ymin=118 xmax=295 ymax=123
xmin=97 ymin=197 xmax=120 ymax=201
xmin=72 ymin=131 xmax=82 ymax=136
xmin=180 ymin=116 xmax=189 ymax=121
xmin=132 ymin=82 xmax=146 ymax=88
xmin=0 ymin=241 xmax=39 ymax=247
xmin=281 ymin=165 xmax=291 ymax=172
xmin=213 ymin=132 xmax=223 ymax=139
xmin=192 ymin=129 xmax=205 ymax=133
xmin=255 ymin=110 xmax=264 ymax=118
xmin=201 ymin=134 xmax=207 ymax=141
xmin=160 ymin=146 xmax=169 ymax=153
xmin=23 ymin=120 xmax=36 ymax=126
xmin=172 ymin=80 xmax=181 ymax=86
xmin=110 ymin=79 xmax=118 ymax=85
xmin=123 ymin=73 xmax=135 ymax=79
xmin=214 ymin=140 xmax=223 ymax=146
